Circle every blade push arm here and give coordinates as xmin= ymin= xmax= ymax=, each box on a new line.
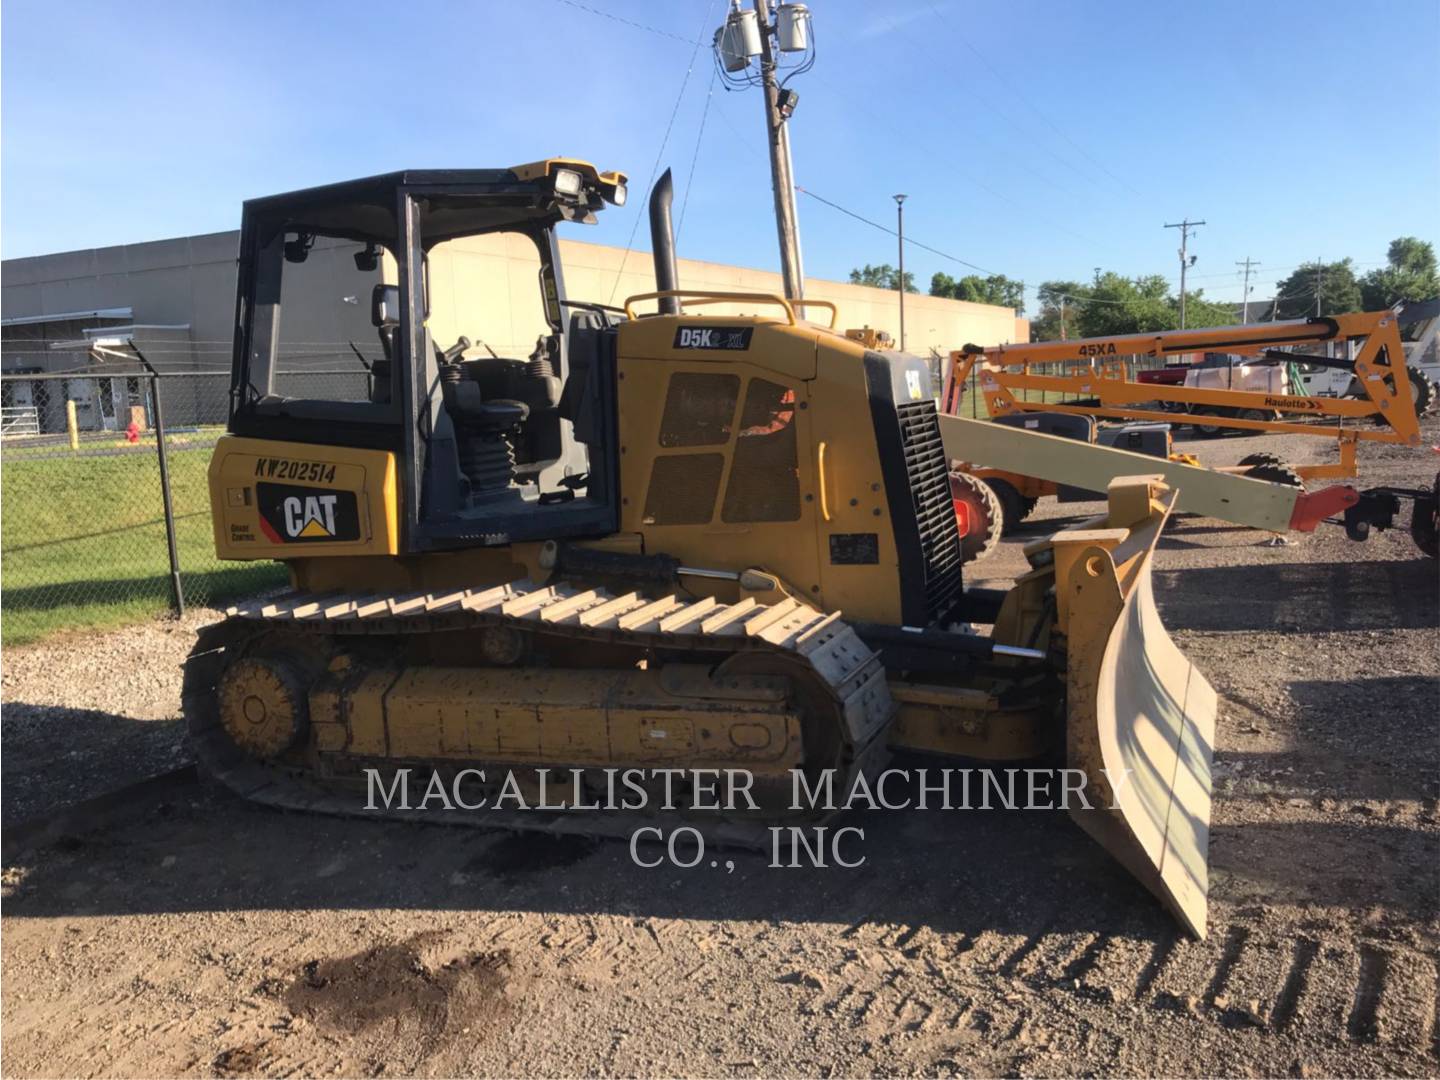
xmin=937 ymin=413 xmax=1353 ymax=533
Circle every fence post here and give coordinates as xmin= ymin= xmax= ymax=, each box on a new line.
xmin=66 ymin=399 xmax=79 ymax=450
xmin=145 ymin=365 xmax=186 ymax=617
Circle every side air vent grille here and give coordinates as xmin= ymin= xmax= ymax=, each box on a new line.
xmin=896 ymin=399 xmax=963 ymax=622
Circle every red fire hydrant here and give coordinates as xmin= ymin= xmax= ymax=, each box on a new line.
xmin=126 ymin=421 xmax=140 ymax=444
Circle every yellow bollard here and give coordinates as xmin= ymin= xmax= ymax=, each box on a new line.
xmin=66 ymin=399 xmax=79 ymax=451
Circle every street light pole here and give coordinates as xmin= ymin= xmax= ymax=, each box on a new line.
xmin=894 ymin=194 xmax=907 ymax=352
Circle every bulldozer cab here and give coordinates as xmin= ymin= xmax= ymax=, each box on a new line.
xmin=227 ymin=160 xmax=627 ymax=554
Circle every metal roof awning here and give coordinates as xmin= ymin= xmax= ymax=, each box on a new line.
xmin=0 ymin=307 xmax=133 ymax=327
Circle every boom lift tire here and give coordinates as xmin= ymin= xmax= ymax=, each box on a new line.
xmin=1407 ymin=366 xmax=1435 ymax=416
xmin=982 ymin=476 xmax=1026 ymax=536
xmin=1244 ymin=462 xmax=1305 ymax=490
xmin=1191 ymin=409 xmax=1226 ymax=437
xmin=949 ymin=471 xmax=1003 ymax=563
xmin=1412 ymin=472 xmax=1439 ymax=559
xmin=1380 ymin=368 xmax=1437 ymax=423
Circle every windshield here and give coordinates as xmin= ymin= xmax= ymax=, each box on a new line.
xmin=238 ymin=194 xmax=400 ymax=420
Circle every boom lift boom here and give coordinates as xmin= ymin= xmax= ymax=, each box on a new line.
xmin=942 ymin=314 xmax=1437 ymax=551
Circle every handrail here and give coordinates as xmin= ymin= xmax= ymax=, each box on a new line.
xmin=684 ymin=295 xmax=838 ymax=328
xmin=816 ymin=441 xmax=831 ymax=521
xmin=624 ymin=289 xmax=797 ymax=325
xmin=789 ymin=299 xmax=839 ymax=328
xmin=684 ymin=295 xmax=837 ymax=328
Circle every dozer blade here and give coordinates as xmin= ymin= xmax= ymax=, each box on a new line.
xmin=1049 ymin=477 xmax=1218 ymax=937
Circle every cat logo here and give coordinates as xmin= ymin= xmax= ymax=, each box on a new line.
xmin=284 ymin=493 xmax=339 ymax=538
xmin=255 ymin=482 xmax=362 ymax=544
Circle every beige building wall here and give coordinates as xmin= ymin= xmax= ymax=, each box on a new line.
xmin=425 ymin=231 xmax=1028 ymax=360
xmin=3 ymin=229 xmax=1029 ymax=379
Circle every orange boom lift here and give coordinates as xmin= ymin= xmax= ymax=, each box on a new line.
xmin=941 ymin=311 xmax=1438 ymax=554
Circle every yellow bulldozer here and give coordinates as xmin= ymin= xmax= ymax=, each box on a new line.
xmin=187 ymin=159 xmax=1216 ymax=934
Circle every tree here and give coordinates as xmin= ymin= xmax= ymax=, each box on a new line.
xmin=929 ymin=272 xmax=1025 ymax=313
xmin=849 ymin=263 xmax=917 ymax=293
xmin=1274 ymin=258 xmax=1362 ymax=319
xmin=1176 ymin=291 xmax=1238 ymax=329
xmin=1024 ymin=270 xmax=1263 ymax=342
xmin=1074 ymin=273 xmax=1175 ymax=337
xmin=1029 ymin=280 xmax=1087 ymax=340
xmin=1360 ymin=237 xmax=1440 ymax=310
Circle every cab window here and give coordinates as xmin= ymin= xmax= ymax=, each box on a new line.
xmin=237 ymin=207 xmax=399 ymax=427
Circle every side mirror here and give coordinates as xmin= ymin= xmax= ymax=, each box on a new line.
xmin=371 ymin=283 xmax=400 ymax=328
xmin=354 ymin=242 xmax=380 ymax=272
xmin=283 ymin=231 xmax=315 ymax=263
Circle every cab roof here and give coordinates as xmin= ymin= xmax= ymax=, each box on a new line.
xmin=241 ymin=160 xmax=626 ymax=246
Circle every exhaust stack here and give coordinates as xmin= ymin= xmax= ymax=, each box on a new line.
xmin=649 ymin=168 xmax=680 ymax=315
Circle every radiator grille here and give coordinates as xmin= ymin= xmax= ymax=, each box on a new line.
xmin=896 ymin=399 xmax=963 ymax=622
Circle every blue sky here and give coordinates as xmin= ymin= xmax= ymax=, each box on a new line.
xmin=3 ymin=0 xmax=1437 ymax=311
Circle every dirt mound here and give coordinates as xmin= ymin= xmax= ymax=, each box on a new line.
xmin=212 ymin=1041 xmax=268 ymax=1077
xmin=284 ymin=934 xmax=511 ymax=1067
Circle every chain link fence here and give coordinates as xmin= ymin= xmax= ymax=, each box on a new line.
xmin=0 ymin=347 xmax=1173 ymax=646
xmin=947 ymin=353 xmax=1174 ymax=417
xmin=0 ymin=367 xmax=365 ymax=646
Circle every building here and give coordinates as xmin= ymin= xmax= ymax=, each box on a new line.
xmin=1 ymin=229 xmax=1028 ymax=433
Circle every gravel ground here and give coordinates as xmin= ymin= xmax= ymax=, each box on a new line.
xmin=0 ymin=609 xmax=221 ymax=827
xmin=1 ymin=419 xmax=1436 ymax=1078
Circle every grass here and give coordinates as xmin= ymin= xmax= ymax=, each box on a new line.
xmin=0 ymin=380 xmax=1106 ymax=647
xmin=951 ymin=379 xmax=1086 ymax=420
xmin=1 ymin=441 xmax=284 ymax=645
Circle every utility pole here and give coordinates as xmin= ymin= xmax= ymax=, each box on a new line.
xmin=1164 ymin=218 xmax=1205 ymax=328
xmin=894 ymin=194 xmax=907 ymax=351
xmin=713 ymin=0 xmax=812 ymax=301
xmin=754 ymin=0 xmax=804 ymax=300
xmin=1236 ymin=257 xmax=1259 ymax=323
xmin=1314 ymin=257 xmax=1324 ymax=316
xmin=1059 ymin=295 xmax=1067 ymax=341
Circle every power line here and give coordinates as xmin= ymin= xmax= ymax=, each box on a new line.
xmin=1038 ymin=291 xmax=1134 ymax=306
xmin=607 ymin=0 xmax=719 ymax=304
xmin=555 ymin=5 xmax=1375 ymax=317
xmin=794 ymin=185 xmax=999 ymax=275
xmin=676 ymin=64 xmax=719 ymax=245
xmin=707 ymin=102 xmax=1013 ymax=280
xmin=549 ymin=0 xmax=695 ymax=43
xmin=566 ymin=0 xmax=1105 ymax=251
xmin=800 ymin=67 xmax=1105 ymax=248
xmin=919 ymin=1 xmax=1143 ymax=201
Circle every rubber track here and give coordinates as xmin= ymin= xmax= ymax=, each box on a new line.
xmin=182 ymin=580 xmax=895 ymax=848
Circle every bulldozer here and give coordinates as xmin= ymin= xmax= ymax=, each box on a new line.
xmin=187 ymin=159 xmax=1217 ymax=935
